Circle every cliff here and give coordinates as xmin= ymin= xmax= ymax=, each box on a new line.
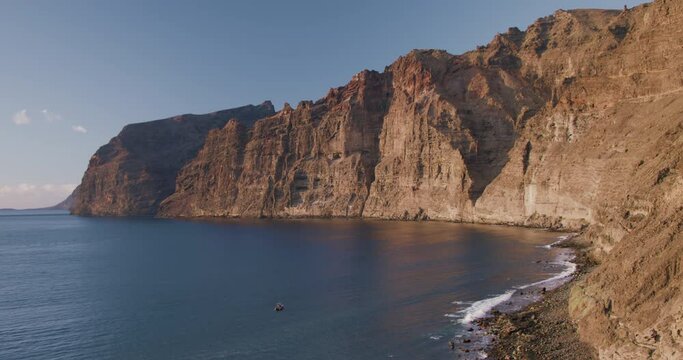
xmin=160 ymin=70 xmax=392 ymax=218
xmin=74 ymin=0 xmax=682 ymax=357
xmin=71 ymin=102 xmax=275 ymax=215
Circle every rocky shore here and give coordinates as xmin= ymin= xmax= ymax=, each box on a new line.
xmin=479 ymin=238 xmax=597 ymax=359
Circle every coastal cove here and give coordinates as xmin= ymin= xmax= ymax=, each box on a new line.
xmin=4 ymin=0 xmax=683 ymax=358
xmin=64 ymin=2 xmax=683 ymax=355
xmin=0 ymin=211 xmax=576 ymax=360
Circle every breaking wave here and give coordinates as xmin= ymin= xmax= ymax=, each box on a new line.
xmin=457 ymin=235 xmax=578 ymax=324
xmin=459 ymin=290 xmax=516 ymax=324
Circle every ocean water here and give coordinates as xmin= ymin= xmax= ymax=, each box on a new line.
xmin=0 ymin=210 xmax=572 ymax=359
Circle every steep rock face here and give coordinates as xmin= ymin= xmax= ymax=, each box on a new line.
xmin=158 ymin=119 xmax=249 ymax=217
xmin=470 ymin=5 xmax=682 ymax=230
xmin=72 ymin=102 xmax=275 ymax=215
xmin=560 ymin=2 xmax=683 ymax=358
xmin=569 ymin=105 xmax=683 ymax=358
xmin=467 ymin=2 xmax=683 ymax=358
xmin=161 ymin=1 xmax=683 ymax=233
xmin=363 ymin=49 xmax=543 ymax=220
xmin=160 ymin=70 xmax=392 ymax=217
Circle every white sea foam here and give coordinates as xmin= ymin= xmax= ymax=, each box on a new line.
xmin=429 ymin=335 xmax=443 ymax=340
xmin=519 ymin=252 xmax=577 ymax=290
xmin=538 ymin=234 xmax=575 ymax=249
xmin=457 ymin=238 xmax=579 ymax=325
xmin=459 ymin=289 xmax=515 ymax=324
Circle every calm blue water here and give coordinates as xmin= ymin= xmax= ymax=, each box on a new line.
xmin=0 ymin=210 xmax=566 ymax=359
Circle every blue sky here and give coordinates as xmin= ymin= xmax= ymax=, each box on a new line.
xmin=0 ymin=0 xmax=644 ymax=208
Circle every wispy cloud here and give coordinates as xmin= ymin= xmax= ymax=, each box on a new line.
xmin=41 ymin=109 xmax=62 ymax=122
xmin=12 ymin=109 xmax=31 ymax=125
xmin=0 ymin=183 xmax=76 ymax=209
xmin=72 ymin=125 xmax=87 ymax=134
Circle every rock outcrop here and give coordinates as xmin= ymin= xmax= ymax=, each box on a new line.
xmin=74 ymin=1 xmax=682 ymax=357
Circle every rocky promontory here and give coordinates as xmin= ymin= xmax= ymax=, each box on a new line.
xmin=72 ymin=102 xmax=275 ymax=216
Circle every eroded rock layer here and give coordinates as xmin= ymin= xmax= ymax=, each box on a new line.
xmin=74 ymin=1 xmax=682 ymax=357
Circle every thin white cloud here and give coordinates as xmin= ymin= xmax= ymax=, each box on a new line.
xmin=72 ymin=125 xmax=87 ymax=134
xmin=0 ymin=183 xmax=76 ymax=209
xmin=12 ymin=109 xmax=31 ymax=125
xmin=41 ymin=109 xmax=62 ymax=122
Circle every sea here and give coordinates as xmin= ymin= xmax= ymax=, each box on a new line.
xmin=0 ymin=210 xmax=575 ymax=359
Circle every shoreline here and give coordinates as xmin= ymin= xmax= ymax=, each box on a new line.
xmin=63 ymin=212 xmax=594 ymax=358
xmin=162 ymin=214 xmax=585 ymax=234
xmin=442 ymin=233 xmax=583 ymax=358
xmin=476 ymin=237 xmax=598 ymax=359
